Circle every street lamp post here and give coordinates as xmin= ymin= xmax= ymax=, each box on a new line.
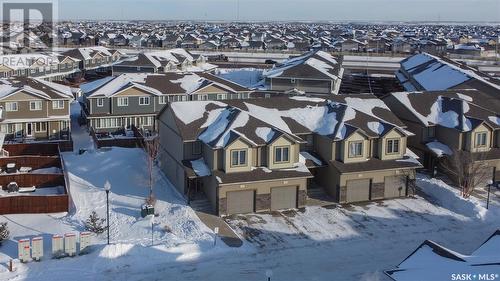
xmin=486 ymin=180 xmax=493 ymax=210
xmin=104 ymin=181 xmax=111 ymax=245
xmin=151 ymin=216 xmax=154 ymax=247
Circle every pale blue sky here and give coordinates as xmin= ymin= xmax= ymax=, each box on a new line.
xmin=59 ymin=0 xmax=500 ymax=22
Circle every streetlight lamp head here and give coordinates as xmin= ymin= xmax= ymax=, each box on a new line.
xmin=265 ymin=269 xmax=273 ymax=278
xmin=487 ymin=179 xmax=493 ymax=186
xmin=104 ymin=181 xmax=111 ymax=192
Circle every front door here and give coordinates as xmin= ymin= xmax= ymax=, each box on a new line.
xmin=26 ymin=123 xmax=33 ymax=137
xmin=15 ymin=124 xmax=23 ymax=138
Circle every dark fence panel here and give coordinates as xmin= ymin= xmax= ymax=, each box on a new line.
xmin=0 ymin=174 xmax=65 ymax=188
xmin=0 ymin=156 xmax=62 ymax=170
xmin=0 ymin=195 xmax=69 ymax=214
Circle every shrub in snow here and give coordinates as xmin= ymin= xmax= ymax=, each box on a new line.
xmin=163 ymin=224 xmax=172 ymax=233
xmin=0 ymin=222 xmax=9 ymax=246
xmin=85 ymin=211 xmax=107 ymax=234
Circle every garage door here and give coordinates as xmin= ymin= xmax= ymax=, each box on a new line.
xmin=226 ymin=190 xmax=255 ymax=215
xmin=384 ymin=176 xmax=407 ymax=198
xmin=346 ymin=179 xmax=370 ymax=203
xmin=271 ymin=186 xmax=297 ymax=211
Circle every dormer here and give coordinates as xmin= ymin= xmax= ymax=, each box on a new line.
xmin=378 ymin=127 xmax=407 ymax=160
xmin=340 ymin=129 xmax=370 ymax=163
xmin=466 ymin=122 xmax=494 ymax=153
xmin=267 ymin=134 xmax=299 ymax=170
xmin=223 ymin=135 xmax=255 ymax=173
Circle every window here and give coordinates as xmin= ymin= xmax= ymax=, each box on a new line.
xmin=34 ymin=122 xmax=47 ymax=132
xmin=291 ymin=78 xmax=296 ymax=83
xmin=192 ymin=142 xmax=202 ymax=155
xmin=475 ymin=132 xmax=488 ymax=147
xmin=96 ymin=98 xmax=104 ymax=107
xmin=159 ymin=96 xmax=167 ymax=104
xmin=29 ymin=100 xmax=42 ymax=111
xmin=140 ymin=116 xmax=153 ymax=126
xmin=52 ymin=100 xmax=65 ymax=109
xmin=117 ymin=97 xmax=128 ymax=107
xmin=231 ymin=149 xmax=247 ymax=167
xmin=274 ymin=146 xmax=290 ymax=163
xmin=5 ymin=102 xmax=18 ymax=111
xmin=426 ymin=127 xmax=435 ymax=138
xmin=139 ymin=96 xmax=150 ymax=105
xmin=386 ymin=139 xmax=400 ymax=154
xmin=348 ymin=141 xmax=363 ymax=158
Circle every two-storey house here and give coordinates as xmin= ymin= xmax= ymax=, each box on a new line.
xmin=112 ymin=49 xmax=215 ymax=75
xmin=81 ymin=72 xmax=252 ymax=134
xmin=157 ymin=95 xmax=421 ymax=215
xmin=62 ymin=46 xmax=123 ymax=73
xmin=263 ymin=50 xmax=344 ymax=95
xmin=383 ymin=90 xmax=500 ymax=184
xmin=0 ymin=77 xmax=73 ymax=142
xmin=0 ymin=53 xmax=81 ymax=81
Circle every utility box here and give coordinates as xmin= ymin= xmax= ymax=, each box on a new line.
xmin=64 ymin=233 xmax=77 ymax=257
xmin=18 ymin=239 xmax=31 ymax=263
xmin=31 ymin=237 xmax=43 ymax=261
xmin=52 ymin=235 xmax=64 ymax=258
xmin=79 ymin=232 xmax=92 ymax=255
xmin=141 ymin=204 xmax=154 ymax=218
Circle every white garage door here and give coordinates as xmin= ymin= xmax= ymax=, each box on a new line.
xmin=271 ymin=186 xmax=297 ymax=211
xmin=384 ymin=176 xmax=407 ymax=198
xmin=346 ymin=179 xmax=370 ymax=203
xmin=226 ymin=190 xmax=255 ymax=215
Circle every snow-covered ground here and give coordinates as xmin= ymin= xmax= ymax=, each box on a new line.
xmin=0 ymin=102 xmax=498 ymax=281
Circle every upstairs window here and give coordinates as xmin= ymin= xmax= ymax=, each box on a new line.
xmin=386 ymin=139 xmax=400 ymax=154
xmin=96 ymin=98 xmax=105 ymax=107
xmin=231 ymin=149 xmax=247 ymax=167
xmin=348 ymin=141 xmax=363 ymax=158
xmin=159 ymin=96 xmax=167 ymax=104
xmin=5 ymin=102 xmax=18 ymax=111
xmin=192 ymin=142 xmax=202 ymax=155
xmin=274 ymin=146 xmax=290 ymax=163
xmin=117 ymin=97 xmax=128 ymax=107
xmin=475 ymin=132 xmax=488 ymax=147
xmin=426 ymin=127 xmax=435 ymax=139
xmin=139 ymin=96 xmax=150 ymax=105
xmin=52 ymin=100 xmax=65 ymax=109
xmin=29 ymin=100 xmax=42 ymax=111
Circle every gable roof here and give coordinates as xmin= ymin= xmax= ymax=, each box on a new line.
xmin=0 ymin=77 xmax=73 ymax=100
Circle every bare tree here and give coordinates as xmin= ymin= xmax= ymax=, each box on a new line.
xmin=440 ymin=150 xmax=492 ymax=198
xmin=142 ymin=135 xmax=160 ymax=205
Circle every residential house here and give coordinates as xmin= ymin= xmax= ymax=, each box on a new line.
xmin=0 ymin=77 xmax=73 ymax=142
xmin=157 ymin=95 xmax=421 ymax=215
xmin=383 ymin=90 xmax=500 ymax=183
xmin=0 ymin=53 xmax=81 ymax=81
xmin=81 ymin=72 xmax=252 ymax=134
xmin=396 ymin=53 xmax=500 ymax=100
xmin=263 ymin=50 xmax=344 ymax=95
xmin=62 ymin=46 xmax=123 ymax=72
xmin=112 ymin=48 xmax=216 ymax=75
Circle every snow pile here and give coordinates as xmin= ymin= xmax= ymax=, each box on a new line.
xmin=31 ymin=167 xmax=62 ymax=174
xmin=416 ymin=174 xmax=491 ymax=220
xmin=289 ymin=96 xmax=325 ymax=103
xmin=425 ymin=141 xmax=453 ymax=157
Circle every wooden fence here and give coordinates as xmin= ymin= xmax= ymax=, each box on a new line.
xmin=0 ymin=194 xmax=69 ymax=214
xmin=89 ymin=126 xmax=144 ymax=149
xmin=3 ymin=143 xmax=60 ymax=156
xmin=0 ymin=156 xmax=62 ymax=170
xmin=0 ymin=174 xmax=65 ymax=188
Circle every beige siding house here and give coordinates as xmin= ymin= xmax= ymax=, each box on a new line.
xmin=158 ymin=95 xmax=421 ymax=215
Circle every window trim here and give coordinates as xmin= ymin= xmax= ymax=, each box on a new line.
xmin=386 ymin=138 xmax=400 ymax=154
xmin=474 ymin=131 xmax=488 ymax=148
xmin=96 ymin=98 xmax=104 ymax=107
xmin=52 ymin=100 xmax=65 ymax=109
xmin=192 ymin=142 xmax=202 ymax=155
xmin=29 ymin=100 xmax=42 ymax=111
xmin=274 ymin=146 xmax=290 ymax=163
xmin=159 ymin=96 xmax=167 ymax=104
xmin=5 ymin=101 xmax=18 ymax=112
xmin=117 ymin=97 xmax=129 ymax=107
xmin=139 ymin=96 xmax=150 ymax=106
xmin=230 ymin=149 xmax=247 ymax=167
xmin=348 ymin=141 xmax=364 ymax=158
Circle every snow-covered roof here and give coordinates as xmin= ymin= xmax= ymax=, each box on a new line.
xmin=398 ymin=52 xmax=500 ymax=92
xmin=0 ymin=77 xmax=73 ymax=100
xmin=386 ymin=230 xmax=500 ymax=281
xmin=263 ymin=50 xmax=342 ymax=81
xmin=426 ymin=140 xmax=453 ymax=157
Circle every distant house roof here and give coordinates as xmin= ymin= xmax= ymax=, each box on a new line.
xmin=385 ymin=230 xmax=500 ymax=281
